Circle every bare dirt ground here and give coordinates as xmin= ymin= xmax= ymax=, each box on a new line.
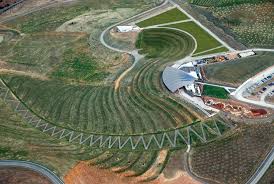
xmin=64 ymin=162 xmax=200 ymax=184
xmin=0 ymin=167 xmax=52 ymax=184
xmin=65 ymin=150 xmax=200 ymax=184
xmin=65 ymin=162 xmax=136 ymax=184
xmin=110 ymin=30 xmax=139 ymax=45
xmin=158 ymin=171 xmax=201 ymax=184
xmin=135 ymin=150 xmax=169 ymax=181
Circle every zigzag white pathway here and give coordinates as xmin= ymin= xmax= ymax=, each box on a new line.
xmin=0 ymin=79 xmax=231 ymax=150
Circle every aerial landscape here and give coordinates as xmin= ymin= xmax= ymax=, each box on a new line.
xmin=0 ymin=0 xmax=273 ymax=183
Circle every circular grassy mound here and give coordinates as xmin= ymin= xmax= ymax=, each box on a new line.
xmin=136 ymin=28 xmax=195 ymax=61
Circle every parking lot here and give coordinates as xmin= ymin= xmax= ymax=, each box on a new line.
xmin=232 ymin=65 xmax=274 ymax=108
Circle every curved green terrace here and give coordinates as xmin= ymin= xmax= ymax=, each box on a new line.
xmin=0 ymin=14 xmax=233 ymax=152
xmin=136 ymin=28 xmax=196 ymax=59
xmin=0 ymin=79 xmax=233 ymax=150
xmin=0 ymin=28 xmax=199 ymax=135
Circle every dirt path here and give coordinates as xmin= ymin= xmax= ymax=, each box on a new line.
xmin=0 ymin=68 xmax=48 ymax=80
xmin=114 ymin=50 xmax=144 ymax=90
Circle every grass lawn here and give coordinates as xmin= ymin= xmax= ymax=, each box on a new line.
xmin=136 ymin=8 xmax=189 ymax=27
xmin=165 ymin=21 xmax=222 ymax=54
xmin=193 ymin=46 xmax=228 ymax=57
xmin=204 ymin=52 xmax=274 ymax=86
xmin=50 ymin=48 xmax=108 ymax=82
xmin=202 ymin=84 xmax=229 ymax=99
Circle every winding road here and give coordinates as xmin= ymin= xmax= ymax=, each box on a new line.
xmin=0 ymin=160 xmax=64 ymax=184
xmin=245 ymin=146 xmax=274 ymax=184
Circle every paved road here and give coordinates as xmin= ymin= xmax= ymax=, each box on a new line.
xmin=0 ymin=0 xmax=25 ymax=14
xmin=0 ymin=160 xmax=64 ymax=184
xmin=99 ymin=0 xmax=169 ymax=53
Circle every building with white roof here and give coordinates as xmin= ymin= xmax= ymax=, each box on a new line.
xmin=238 ymin=51 xmax=255 ymax=58
xmin=162 ymin=66 xmax=197 ymax=93
xmin=116 ymin=26 xmax=140 ymax=33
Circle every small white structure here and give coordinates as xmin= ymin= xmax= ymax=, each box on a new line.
xmin=238 ymin=51 xmax=255 ymax=58
xmin=116 ymin=26 xmax=140 ymax=33
xmin=185 ymin=84 xmax=196 ymax=94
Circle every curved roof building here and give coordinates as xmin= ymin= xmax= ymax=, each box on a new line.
xmin=162 ymin=66 xmax=196 ymax=93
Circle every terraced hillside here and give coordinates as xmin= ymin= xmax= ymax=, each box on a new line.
xmin=1 ymin=28 xmax=199 ymax=135
xmin=0 ymin=96 xmax=179 ymax=181
xmin=0 ymin=0 xmax=236 ymax=182
xmin=0 ymin=97 xmax=103 ymax=176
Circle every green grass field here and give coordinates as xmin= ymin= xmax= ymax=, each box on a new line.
xmin=136 ymin=8 xmax=189 ymax=27
xmin=0 ymin=32 xmax=112 ymax=82
xmin=193 ymin=46 xmax=228 ymax=56
xmin=165 ymin=22 xmax=224 ymax=54
xmin=51 ymin=48 xmax=108 ymax=82
xmin=204 ymin=52 xmax=274 ymax=86
xmin=135 ymin=7 xmax=226 ymax=55
xmin=202 ymin=85 xmax=229 ymax=99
